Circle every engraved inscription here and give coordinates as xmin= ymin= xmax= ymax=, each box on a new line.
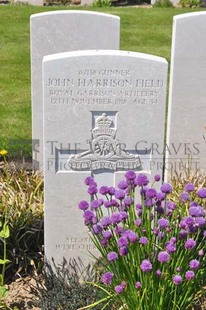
xmin=46 ymin=68 xmax=163 ymax=106
xmin=55 ymin=237 xmax=97 ymax=251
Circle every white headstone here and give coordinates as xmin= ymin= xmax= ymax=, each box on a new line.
xmin=30 ymin=11 xmax=120 ymax=170
xmin=165 ymin=12 xmax=206 ymax=180
xmin=81 ymin=0 xmax=94 ymax=5
xmin=43 ymin=50 xmax=168 ymax=265
xmin=29 ymin=0 xmax=44 ymax=6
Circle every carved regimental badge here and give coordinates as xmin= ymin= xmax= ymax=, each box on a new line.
xmin=67 ymin=113 xmax=142 ymax=171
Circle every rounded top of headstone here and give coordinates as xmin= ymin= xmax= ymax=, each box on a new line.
xmin=43 ymin=50 xmax=168 ymax=65
xmin=30 ymin=10 xmax=120 ymax=21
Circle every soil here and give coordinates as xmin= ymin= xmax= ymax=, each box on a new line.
xmin=4 ymin=276 xmax=40 ymax=310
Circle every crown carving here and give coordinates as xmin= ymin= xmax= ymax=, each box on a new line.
xmin=92 ymin=113 xmax=116 ymax=139
xmin=96 ymin=113 xmax=113 ymax=129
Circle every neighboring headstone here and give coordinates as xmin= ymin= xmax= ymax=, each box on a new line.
xmin=13 ymin=0 xmax=28 ymax=3
xmin=165 ymin=12 xmax=206 ymax=180
xmin=43 ymin=50 xmax=168 ymax=265
xmin=81 ymin=0 xmax=94 ymax=5
xmin=30 ymin=11 xmax=120 ymax=170
xmin=29 ymin=0 xmax=44 ymax=6
xmin=151 ymin=0 xmax=177 ymax=6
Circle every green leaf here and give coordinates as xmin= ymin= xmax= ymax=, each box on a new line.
xmin=0 ymin=259 xmax=10 ymax=265
xmin=0 ymin=286 xmax=8 ymax=298
xmin=0 ymin=275 xmax=3 ymax=286
xmin=0 ymin=224 xmax=10 ymax=239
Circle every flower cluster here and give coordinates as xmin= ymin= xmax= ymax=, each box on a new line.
xmin=78 ymin=172 xmax=206 ymax=309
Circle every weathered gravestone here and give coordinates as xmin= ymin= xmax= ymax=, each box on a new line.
xmin=43 ymin=50 xmax=168 ymax=265
xmin=30 ymin=11 xmax=120 ymax=170
xmin=165 ymin=12 xmax=206 ymax=180
xmin=29 ymin=0 xmax=44 ymax=6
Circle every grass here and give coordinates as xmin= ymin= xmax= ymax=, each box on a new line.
xmin=0 ymin=5 xmax=205 ymax=156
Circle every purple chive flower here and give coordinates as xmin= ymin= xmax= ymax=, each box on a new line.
xmin=190 ymin=201 xmax=198 ymax=207
xmin=140 ymin=260 xmax=152 ymax=272
xmin=107 ymin=251 xmax=118 ymax=262
xmin=166 ymin=201 xmax=177 ymax=211
xmin=135 ymin=174 xmax=149 ymax=186
xmin=158 ymin=218 xmax=169 ymax=229
xmin=137 ymin=210 xmax=142 ymax=217
xmin=158 ymin=251 xmax=170 ymax=263
xmin=103 ymin=230 xmax=112 ymax=240
xmin=139 ymin=236 xmax=148 ymax=245
xmin=135 ymin=281 xmax=142 ymax=289
xmin=127 ymin=230 xmax=137 ymax=243
xmin=185 ymin=238 xmax=196 ymax=250
xmin=199 ymin=249 xmax=204 ymax=256
xmin=165 ymin=242 xmax=176 ymax=254
xmin=156 ymin=192 xmax=166 ymax=200
xmin=155 ymin=270 xmax=162 ymax=277
xmin=185 ymin=270 xmax=195 ymax=280
xmin=125 ymin=170 xmax=136 ymax=181
xmin=92 ymin=224 xmax=103 ymax=234
xmin=204 ymin=231 xmax=206 ymax=237
xmin=114 ymin=225 xmax=124 ymax=235
xmin=118 ymin=180 xmax=128 ymax=190
xmin=158 ymin=232 xmax=164 ymax=239
xmin=117 ymin=237 xmax=128 ymax=248
xmin=145 ymin=198 xmax=155 ymax=208
xmin=78 ymin=200 xmax=89 ymax=210
xmin=196 ymin=217 xmax=205 ymax=227
xmin=115 ymin=190 xmax=125 ymax=200
xmin=99 ymin=186 xmax=109 ymax=195
xmin=176 ymin=267 xmax=181 ymax=272
xmin=153 ymin=227 xmax=159 ymax=235
xmin=185 ymin=183 xmax=195 ymax=192
xmin=111 ymin=213 xmax=122 ymax=225
xmin=189 ymin=259 xmax=200 ymax=270
xmin=101 ymin=239 xmax=108 ymax=247
xmin=189 ymin=206 xmax=201 ymax=217
xmin=119 ymin=246 xmax=129 ymax=256
xmin=111 ymin=199 xmax=119 ymax=207
xmin=91 ymin=199 xmax=103 ymax=209
xmin=108 ymin=187 xmax=116 ymax=196
xmin=156 ymin=205 xmax=164 ymax=214
xmin=136 ymin=203 xmax=142 ymax=210
xmin=179 ymin=191 xmax=190 ymax=202
xmin=83 ymin=210 xmax=95 ymax=221
xmin=84 ymin=177 xmax=96 ymax=186
xmin=160 ymin=183 xmax=173 ymax=194
xmin=184 ymin=217 xmax=194 ymax=226
xmin=179 ymin=230 xmax=188 ymax=239
xmin=173 ymin=275 xmax=182 ymax=285
xmin=104 ymin=201 xmax=113 ymax=208
xmin=134 ymin=219 xmax=142 ymax=227
xmin=102 ymin=272 xmax=114 ymax=285
xmin=88 ymin=186 xmax=98 ymax=195
xmin=115 ymin=282 xmax=126 ymax=294
xmin=146 ymin=188 xmax=157 ymax=199
xmin=115 ymin=285 xmax=124 ymax=294
xmin=100 ymin=216 xmax=111 ymax=228
xmin=154 ymin=174 xmax=161 ymax=182
xmin=197 ymin=188 xmax=206 ymax=199
xmin=119 ymin=211 xmax=128 ymax=221
xmin=124 ymin=197 xmax=133 ymax=206
xmin=179 ymin=220 xmax=187 ymax=229
xmin=170 ymin=237 xmax=176 ymax=244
